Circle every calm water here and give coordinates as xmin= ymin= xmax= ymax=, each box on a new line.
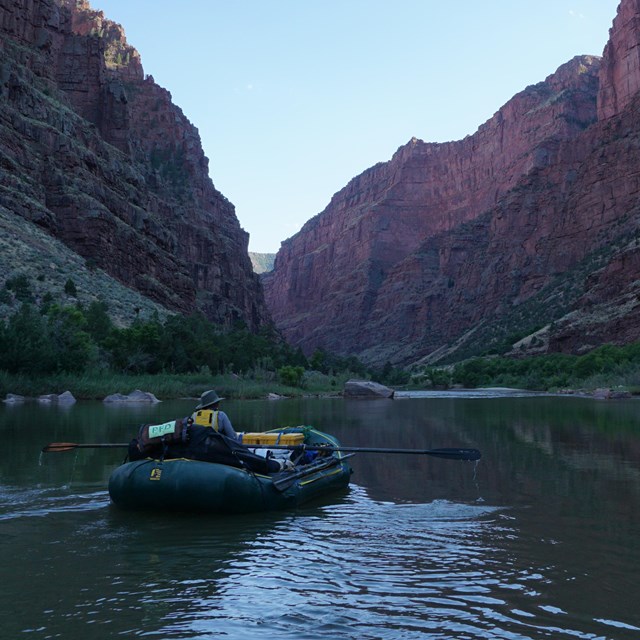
xmin=1 ymin=392 xmax=639 ymax=639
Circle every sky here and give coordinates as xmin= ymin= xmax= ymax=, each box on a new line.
xmin=94 ymin=0 xmax=620 ymax=253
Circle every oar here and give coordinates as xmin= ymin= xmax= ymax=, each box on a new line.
xmin=246 ymin=444 xmax=482 ymax=461
xmin=42 ymin=441 xmax=481 ymax=461
xmin=272 ymin=454 xmax=355 ymax=492
xmin=42 ymin=442 xmax=129 ymax=453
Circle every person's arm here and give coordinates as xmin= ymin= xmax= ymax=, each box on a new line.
xmin=218 ymin=411 xmax=238 ymax=439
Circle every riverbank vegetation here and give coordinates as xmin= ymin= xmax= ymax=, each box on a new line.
xmin=417 ymin=342 xmax=640 ymax=394
xmin=1 ymin=295 xmax=639 ymax=399
xmin=0 ymin=299 xmax=381 ymax=399
xmin=0 ymin=369 xmax=359 ymax=400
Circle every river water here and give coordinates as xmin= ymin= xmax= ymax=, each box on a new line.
xmin=1 ymin=392 xmax=639 ymax=639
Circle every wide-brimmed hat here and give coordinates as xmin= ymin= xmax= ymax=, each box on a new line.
xmin=196 ymin=390 xmax=225 ymax=410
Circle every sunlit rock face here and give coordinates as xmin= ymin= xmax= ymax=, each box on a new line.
xmin=597 ymin=0 xmax=640 ymax=120
xmin=0 ymin=0 xmax=268 ymax=330
xmin=264 ymin=0 xmax=640 ymax=366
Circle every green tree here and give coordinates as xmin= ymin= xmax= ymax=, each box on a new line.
xmin=46 ymin=305 xmax=94 ymax=372
xmin=5 ymin=275 xmax=33 ymax=303
xmin=310 ymin=349 xmax=328 ymax=373
xmin=158 ymin=313 xmax=220 ymax=373
xmin=85 ymin=300 xmax=113 ymax=344
xmin=0 ymin=304 xmax=54 ymax=373
xmin=424 ymin=367 xmax=452 ymax=388
xmin=64 ymin=278 xmax=78 ymax=297
xmin=39 ymin=292 xmax=55 ymax=314
xmin=106 ymin=317 xmax=163 ymax=374
xmin=452 ymin=359 xmax=491 ymax=388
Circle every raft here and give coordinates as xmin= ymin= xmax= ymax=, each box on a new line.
xmin=108 ymin=426 xmax=352 ymax=514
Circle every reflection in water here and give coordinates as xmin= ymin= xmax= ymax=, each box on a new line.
xmin=4 ymin=485 xmax=636 ymax=640
xmin=1 ymin=394 xmax=640 ymax=638
xmin=163 ymin=492 xmax=503 ymax=640
xmin=154 ymin=488 xmax=639 ymax=640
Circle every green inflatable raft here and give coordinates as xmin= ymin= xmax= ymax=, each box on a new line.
xmin=108 ymin=426 xmax=352 ymax=514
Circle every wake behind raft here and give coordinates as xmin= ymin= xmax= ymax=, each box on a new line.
xmin=107 ymin=422 xmax=354 ymax=514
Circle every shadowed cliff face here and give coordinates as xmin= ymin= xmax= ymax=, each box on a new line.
xmin=264 ymin=0 xmax=640 ymax=366
xmin=0 ymin=0 xmax=268 ymax=330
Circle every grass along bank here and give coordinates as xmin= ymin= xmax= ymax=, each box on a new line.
xmin=0 ymin=369 xmax=351 ymax=401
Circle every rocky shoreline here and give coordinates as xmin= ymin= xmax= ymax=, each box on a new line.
xmin=2 ymin=383 xmax=634 ymax=405
xmin=2 ymin=389 xmax=161 ymax=405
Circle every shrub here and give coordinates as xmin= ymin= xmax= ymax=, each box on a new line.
xmin=278 ymin=365 xmax=305 ymax=387
xmin=5 ymin=275 xmax=33 ymax=303
xmin=64 ymin=278 xmax=78 ymax=297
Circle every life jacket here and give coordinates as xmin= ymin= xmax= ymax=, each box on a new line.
xmin=193 ymin=409 xmax=219 ymax=431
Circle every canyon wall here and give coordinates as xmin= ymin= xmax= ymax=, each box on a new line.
xmin=264 ymin=0 xmax=640 ymax=366
xmin=0 ymin=0 xmax=268 ymax=329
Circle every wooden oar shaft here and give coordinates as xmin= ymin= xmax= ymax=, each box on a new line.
xmin=70 ymin=443 xmax=130 ymax=448
xmin=248 ymin=444 xmax=481 ymax=461
xmin=42 ymin=441 xmax=481 ymax=461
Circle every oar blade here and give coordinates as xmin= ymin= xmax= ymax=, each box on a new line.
xmin=42 ymin=442 xmax=78 ymax=453
xmin=425 ymin=448 xmax=482 ymax=461
xmin=41 ymin=442 xmax=130 ymax=453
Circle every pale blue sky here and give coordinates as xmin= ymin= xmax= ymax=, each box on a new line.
xmin=95 ymin=0 xmax=619 ymax=253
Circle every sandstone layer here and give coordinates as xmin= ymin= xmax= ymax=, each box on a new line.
xmin=0 ymin=0 xmax=268 ymax=330
xmin=264 ymin=0 xmax=640 ymax=366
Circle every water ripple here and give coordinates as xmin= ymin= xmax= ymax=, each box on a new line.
xmin=133 ymin=486 xmax=633 ymax=640
xmin=145 ymin=490 xmax=508 ymax=638
xmin=2 ymin=483 xmax=637 ymax=639
xmin=0 ymin=484 xmax=108 ymax=521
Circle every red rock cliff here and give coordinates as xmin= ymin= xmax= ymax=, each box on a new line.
xmin=598 ymin=0 xmax=640 ymax=119
xmin=264 ymin=0 xmax=640 ymax=365
xmin=0 ymin=0 xmax=268 ymax=329
xmin=264 ymin=55 xmax=602 ymax=360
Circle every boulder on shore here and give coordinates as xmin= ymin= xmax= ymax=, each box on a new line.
xmin=37 ymin=391 xmax=77 ymax=405
xmin=343 ymin=379 xmax=395 ymax=399
xmin=3 ymin=393 xmax=25 ymax=404
xmin=37 ymin=394 xmax=59 ymax=404
xmin=58 ymin=391 xmax=77 ymax=405
xmin=593 ymin=387 xmax=632 ymax=400
xmin=103 ymin=389 xmax=161 ymax=404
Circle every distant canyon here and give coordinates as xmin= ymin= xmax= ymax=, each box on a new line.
xmin=263 ymin=0 xmax=640 ymax=367
xmin=2 ymin=0 xmax=640 ymax=370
